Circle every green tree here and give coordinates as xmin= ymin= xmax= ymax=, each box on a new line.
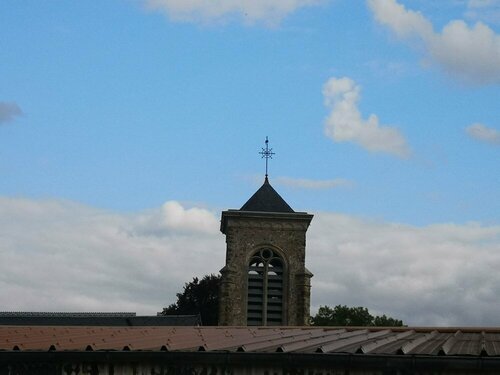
xmin=373 ymin=314 xmax=404 ymax=327
xmin=311 ymin=305 xmax=403 ymax=327
xmin=161 ymin=274 xmax=220 ymax=326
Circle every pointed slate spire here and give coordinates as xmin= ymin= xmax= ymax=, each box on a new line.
xmin=240 ymin=177 xmax=294 ymax=213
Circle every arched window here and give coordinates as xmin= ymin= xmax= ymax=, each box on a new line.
xmin=247 ymin=248 xmax=284 ymax=326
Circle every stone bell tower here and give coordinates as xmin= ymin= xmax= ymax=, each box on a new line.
xmin=218 ymin=139 xmax=313 ymax=326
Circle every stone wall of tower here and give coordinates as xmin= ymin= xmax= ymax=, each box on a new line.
xmin=219 ymin=212 xmax=313 ymax=326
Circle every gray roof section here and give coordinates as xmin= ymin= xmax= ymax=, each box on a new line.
xmin=0 ymin=312 xmax=136 ymax=317
xmin=240 ymin=177 xmax=294 ymax=213
xmin=0 ymin=312 xmax=201 ymax=326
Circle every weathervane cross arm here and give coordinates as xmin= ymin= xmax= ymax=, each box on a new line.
xmin=259 ymin=136 xmax=275 ymax=178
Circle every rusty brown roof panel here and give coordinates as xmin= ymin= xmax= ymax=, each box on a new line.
xmin=238 ymin=331 xmax=316 ymax=352
xmin=277 ymin=328 xmax=348 ymax=353
xmin=169 ymin=327 xmax=267 ymax=352
xmin=219 ymin=328 xmax=306 ymax=352
xmin=253 ymin=328 xmax=348 ymax=353
xmin=202 ymin=328 xmax=282 ymax=351
xmin=98 ymin=332 xmax=168 ymax=351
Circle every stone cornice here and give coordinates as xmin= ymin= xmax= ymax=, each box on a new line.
xmin=220 ymin=210 xmax=313 ymax=233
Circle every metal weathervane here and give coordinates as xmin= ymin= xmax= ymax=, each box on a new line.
xmin=259 ymin=136 xmax=275 ymax=178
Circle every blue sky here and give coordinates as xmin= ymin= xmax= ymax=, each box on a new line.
xmin=1 ymin=0 xmax=500 ymax=325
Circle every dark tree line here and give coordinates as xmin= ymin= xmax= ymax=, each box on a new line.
xmin=161 ymin=274 xmax=403 ymax=327
xmin=160 ymin=274 xmax=220 ymax=326
xmin=311 ymin=305 xmax=403 ymax=327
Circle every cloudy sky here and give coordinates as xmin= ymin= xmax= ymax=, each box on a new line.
xmin=1 ymin=0 xmax=499 ymax=326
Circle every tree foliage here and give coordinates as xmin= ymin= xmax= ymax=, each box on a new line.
xmin=161 ymin=274 xmax=220 ymax=326
xmin=311 ymin=305 xmax=403 ymax=327
xmin=373 ymin=314 xmax=404 ymax=327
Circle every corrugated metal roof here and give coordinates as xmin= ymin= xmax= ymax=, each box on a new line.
xmin=1 ymin=326 xmax=500 ymax=356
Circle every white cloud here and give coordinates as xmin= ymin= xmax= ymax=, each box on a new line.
xmin=322 ymin=76 xmax=410 ymax=158
xmin=275 ymin=176 xmax=352 ymax=189
xmin=368 ymin=0 xmax=434 ymax=39
xmin=142 ymin=0 xmax=322 ymax=24
xmin=1 ymin=197 xmax=500 ymax=325
xmin=466 ymin=123 xmax=500 ymax=145
xmin=134 ymin=201 xmax=219 ymax=235
xmin=309 ymin=213 xmax=500 ymax=326
xmin=0 ymin=197 xmax=224 ymax=315
xmin=0 ymin=102 xmax=22 ymax=124
xmin=368 ymin=0 xmax=500 ymax=84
